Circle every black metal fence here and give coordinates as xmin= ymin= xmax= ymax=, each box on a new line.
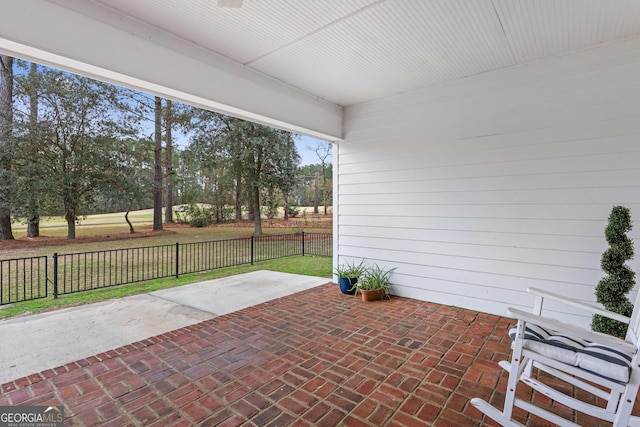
xmin=0 ymin=232 xmax=331 ymax=305
xmin=54 ymin=244 xmax=178 ymax=296
xmin=0 ymin=256 xmax=48 ymax=305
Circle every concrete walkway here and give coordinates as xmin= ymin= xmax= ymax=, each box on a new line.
xmin=0 ymin=271 xmax=328 ymax=385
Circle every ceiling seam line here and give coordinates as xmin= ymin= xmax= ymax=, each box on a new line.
xmin=243 ymin=0 xmax=389 ymax=66
xmin=490 ymin=0 xmax=518 ymax=65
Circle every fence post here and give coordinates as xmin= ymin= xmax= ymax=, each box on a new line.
xmin=175 ymin=242 xmax=180 ymax=279
xmin=250 ymin=236 xmax=254 ymax=265
xmin=53 ymin=253 xmax=59 ymax=299
xmin=302 ymin=231 xmax=305 ymax=257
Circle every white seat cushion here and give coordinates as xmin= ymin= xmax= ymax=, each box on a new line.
xmin=509 ymin=324 xmax=634 ymax=383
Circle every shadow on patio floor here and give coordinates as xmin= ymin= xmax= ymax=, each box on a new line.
xmin=1 ymin=283 xmax=636 ymax=426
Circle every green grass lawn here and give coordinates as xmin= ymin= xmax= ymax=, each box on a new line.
xmin=9 ymin=208 xmax=331 ymax=239
xmin=0 ymin=210 xmax=333 ymax=320
xmin=2 ymin=223 xmax=331 ymax=260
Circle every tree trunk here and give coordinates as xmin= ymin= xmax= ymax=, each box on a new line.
xmin=164 ymin=99 xmax=173 ymax=223
xmin=125 ymin=210 xmax=135 ymax=233
xmin=27 ymin=214 xmax=39 ymax=238
xmin=309 ymin=142 xmax=331 ymax=217
xmin=64 ymin=209 xmax=76 ymax=240
xmin=0 ymin=216 xmax=12 ymax=240
xmin=0 ymin=55 xmax=14 ymax=240
xmin=322 ymin=162 xmax=327 ymax=215
xmin=248 ymin=194 xmax=254 ymax=221
xmin=252 ymin=186 xmax=262 ymax=235
xmin=234 ymin=168 xmax=242 ymax=221
xmin=27 ymin=62 xmax=40 ymax=237
xmin=313 ymin=171 xmax=319 ymax=215
xmin=153 ymin=96 xmax=163 ymax=231
xmin=284 ymin=199 xmax=289 ymax=220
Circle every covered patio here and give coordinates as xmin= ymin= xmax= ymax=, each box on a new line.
xmin=3 ymin=1 xmax=640 ymax=425
xmin=1 ymin=282 xmax=635 ymax=426
xmin=3 ymin=0 xmax=640 ymax=332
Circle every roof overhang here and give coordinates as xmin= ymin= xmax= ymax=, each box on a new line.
xmin=0 ymin=0 xmax=343 ymax=141
xmin=2 ymin=1 xmax=640 ymax=142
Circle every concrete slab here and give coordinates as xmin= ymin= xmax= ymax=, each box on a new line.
xmin=151 ymin=270 xmax=329 ymax=315
xmin=0 ymin=271 xmax=328 ymax=385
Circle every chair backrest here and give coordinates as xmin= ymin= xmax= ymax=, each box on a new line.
xmin=625 ymin=289 xmax=640 ymax=347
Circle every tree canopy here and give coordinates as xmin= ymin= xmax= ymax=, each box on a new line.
xmin=16 ymin=68 xmax=139 ymax=238
xmin=0 ymin=58 xmax=329 ymax=239
xmin=188 ymin=111 xmax=300 ymax=234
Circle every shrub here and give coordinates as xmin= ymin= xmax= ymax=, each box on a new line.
xmin=592 ymin=206 xmax=636 ymax=337
xmin=287 ymin=204 xmax=300 ymax=218
xmin=188 ymin=205 xmax=213 ymax=228
xmin=174 ymin=211 xmax=190 ymax=224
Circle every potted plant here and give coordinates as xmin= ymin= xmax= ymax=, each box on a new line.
xmin=353 ymin=264 xmax=396 ymax=301
xmin=593 ymin=206 xmax=635 ymax=337
xmin=334 ymin=259 xmax=367 ymax=295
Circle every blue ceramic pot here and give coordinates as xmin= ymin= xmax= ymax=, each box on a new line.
xmin=339 ymin=277 xmax=357 ymax=295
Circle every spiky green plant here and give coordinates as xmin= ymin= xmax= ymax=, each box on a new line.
xmin=354 ymin=264 xmax=396 ymax=298
xmin=592 ymin=206 xmax=635 ymax=337
xmin=334 ymin=259 xmax=367 ymax=279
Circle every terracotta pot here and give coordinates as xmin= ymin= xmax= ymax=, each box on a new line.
xmin=359 ymin=288 xmax=385 ymax=302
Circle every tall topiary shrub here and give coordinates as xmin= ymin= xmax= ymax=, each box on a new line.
xmin=592 ymin=206 xmax=635 ymax=337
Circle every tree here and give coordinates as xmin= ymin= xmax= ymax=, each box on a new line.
xmin=12 ymin=60 xmax=57 ymax=235
xmin=12 ymin=61 xmax=46 ymax=237
xmin=313 ymin=170 xmax=319 ymax=214
xmin=153 ymin=96 xmax=163 ymax=231
xmin=279 ymin=136 xmax=299 ymax=221
xmin=188 ymin=109 xmax=240 ymax=222
xmin=25 ymin=62 xmax=41 ymax=236
xmin=103 ymin=139 xmax=152 ymax=233
xmin=96 ymin=90 xmax=190 ymax=218
xmin=593 ymin=206 xmax=636 ymax=337
xmin=230 ymin=121 xmax=299 ymax=235
xmin=32 ymin=68 xmax=137 ymax=239
xmin=188 ymin=111 xmax=300 ymax=234
xmin=174 ymin=148 xmax=206 ymax=206
xmin=0 ymin=55 xmax=15 ymax=240
xmin=164 ymin=99 xmax=173 ymax=223
xmin=296 ymin=163 xmax=333 ymax=208
xmin=308 ymin=142 xmax=332 ymax=215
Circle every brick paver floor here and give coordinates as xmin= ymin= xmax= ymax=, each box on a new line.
xmin=1 ymin=283 xmax=637 ymax=426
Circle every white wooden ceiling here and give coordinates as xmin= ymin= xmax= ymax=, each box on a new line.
xmin=83 ymin=0 xmax=640 ymax=107
xmin=3 ymin=0 xmax=640 ymax=139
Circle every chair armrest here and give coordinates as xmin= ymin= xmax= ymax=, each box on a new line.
xmin=508 ymin=307 xmax=636 ymax=353
xmin=528 ymin=287 xmax=630 ymax=324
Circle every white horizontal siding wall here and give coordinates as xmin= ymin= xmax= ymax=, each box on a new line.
xmin=338 ymin=37 xmax=640 ymax=326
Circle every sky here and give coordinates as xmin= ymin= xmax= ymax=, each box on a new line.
xmin=170 ymin=129 xmax=330 ymax=166
xmin=147 ymin=118 xmax=330 ymax=167
xmin=296 ymin=135 xmax=333 ymax=166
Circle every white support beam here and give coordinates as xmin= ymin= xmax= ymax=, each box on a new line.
xmin=0 ymin=0 xmax=343 ymax=141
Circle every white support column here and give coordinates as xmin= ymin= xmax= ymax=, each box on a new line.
xmin=332 ymin=141 xmax=339 ymax=284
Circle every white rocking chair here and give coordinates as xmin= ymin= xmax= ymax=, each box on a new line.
xmin=471 ymin=287 xmax=640 ymax=426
